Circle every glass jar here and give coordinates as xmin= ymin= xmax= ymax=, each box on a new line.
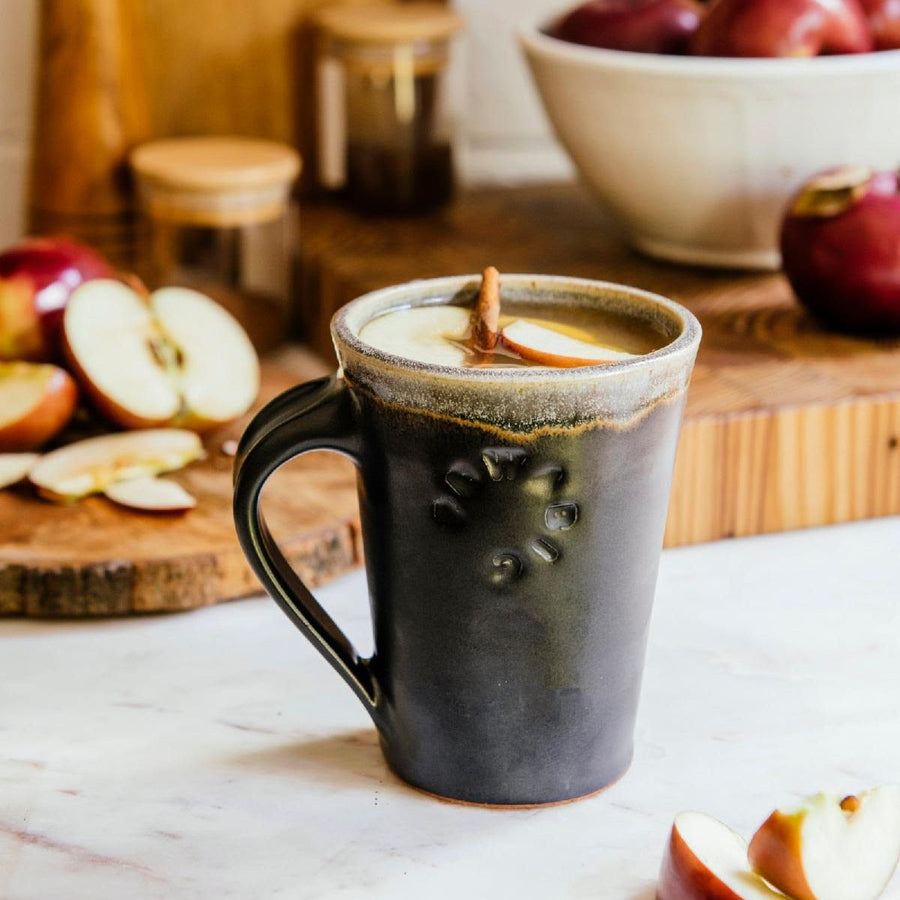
xmin=130 ymin=137 xmax=301 ymax=351
xmin=315 ymin=2 xmax=463 ymax=214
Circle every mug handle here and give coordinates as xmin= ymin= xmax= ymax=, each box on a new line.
xmin=233 ymin=375 xmax=383 ymax=726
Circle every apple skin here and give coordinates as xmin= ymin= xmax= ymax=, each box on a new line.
xmin=554 ymin=0 xmax=704 ymax=54
xmin=690 ymin=0 xmax=874 ymax=57
xmin=781 ymin=167 xmax=900 ymax=335
xmin=0 ymin=237 xmax=114 ymax=362
xmin=860 ymin=0 xmax=900 ymax=48
xmin=0 ymin=362 xmax=78 ymax=452
xmin=658 ymin=821 xmax=745 ymax=900
xmin=747 ymin=809 xmax=813 ymax=900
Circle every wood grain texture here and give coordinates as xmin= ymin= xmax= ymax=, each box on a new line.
xmin=295 ymin=184 xmax=900 ymax=547
xmin=0 ymin=348 xmax=359 ymax=618
xmin=132 ymin=0 xmax=386 ymax=192
xmin=28 ymin=0 xmax=151 ymax=266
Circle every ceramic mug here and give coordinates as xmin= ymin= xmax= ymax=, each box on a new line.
xmin=233 ymin=274 xmax=701 ymax=806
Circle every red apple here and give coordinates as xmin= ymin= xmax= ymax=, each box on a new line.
xmin=0 ymin=237 xmax=115 ymax=362
xmin=0 ymin=362 xmax=78 ymax=452
xmin=690 ymin=0 xmax=874 ymax=57
xmin=63 ymin=280 xmax=259 ymax=431
xmin=860 ymin=0 xmax=900 ymax=48
xmin=657 ymin=811 xmax=786 ymax=900
xmin=748 ymin=788 xmax=900 ymax=900
xmin=781 ymin=166 xmax=900 ymax=334
xmin=554 ymin=0 xmax=704 ymax=54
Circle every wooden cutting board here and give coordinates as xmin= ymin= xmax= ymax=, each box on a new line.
xmin=0 ymin=347 xmax=359 ymax=618
xmin=296 ymin=184 xmax=900 ymax=548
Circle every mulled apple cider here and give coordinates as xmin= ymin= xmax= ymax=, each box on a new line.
xmin=234 ymin=271 xmax=701 ymax=805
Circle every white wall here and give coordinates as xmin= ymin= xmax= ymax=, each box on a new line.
xmin=0 ymin=0 xmax=570 ymax=243
xmin=452 ymin=0 xmax=573 ymax=186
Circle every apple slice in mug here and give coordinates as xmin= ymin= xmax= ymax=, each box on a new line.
xmin=0 ymin=453 xmax=40 ymax=490
xmin=29 ymin=429 xmax=204 ymax=503
xmin=748 ymin=787 xmax=900 ymax=900
xmin=658 ymin=811 xmax=787 ymax=900
xmin=501 ymin=319 xmax=638 ymax=368
xmin=0 ymin=362 xmax=77 ymax=452
xmin=63 ymin=280 xmax=260 ymax=431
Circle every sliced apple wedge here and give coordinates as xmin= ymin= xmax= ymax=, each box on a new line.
xmin=104 ymin=476 xmax=196 ymax=513
xmin=501 ymin=320 xmax=638 ymax=368
xmin=29 ymin=429 xmax=204 ymax=502
xmin=0 ymin=361 xmax=77 ymax=451
xmin=658 ymin=811 xmax=786 ymax=900
xmin=748 ymin=787 xmax=900 ymax=900
xmin=0 ymin=453 xmax=40 ymax=489
xmin=63 ymin=280 xmax=259 ymax=431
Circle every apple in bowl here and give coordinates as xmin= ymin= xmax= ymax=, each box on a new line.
xmin=554 ymin=0 xmax=703 ymax=54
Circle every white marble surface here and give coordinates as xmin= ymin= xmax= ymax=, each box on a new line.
xmin=3 ymin=518 xmax=900 ymax=900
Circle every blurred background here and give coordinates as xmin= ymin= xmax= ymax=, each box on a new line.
xmin=0 ymin=0 xmax=573 ymax=246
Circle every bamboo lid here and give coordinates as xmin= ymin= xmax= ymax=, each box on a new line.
xmin=315 ymin=2 xmax=463 ymax=44
xmin=130 ymin=137 xmax=301 ymax=227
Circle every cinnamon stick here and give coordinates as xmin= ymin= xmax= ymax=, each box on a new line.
xmin=470 ymin=266 xmax=501 ymax=352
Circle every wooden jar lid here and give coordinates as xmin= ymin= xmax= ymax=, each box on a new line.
xmin=315 ymin=2 xmax=463 ymax=44
xmin=130 ymin=137 xmax=301 ymax=227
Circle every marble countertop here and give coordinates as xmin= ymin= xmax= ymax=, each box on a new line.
xmin=3 ymin=518 xmax=900 ymax=900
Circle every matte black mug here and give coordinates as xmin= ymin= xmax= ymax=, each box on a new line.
xmin=233 ymin=275 xmax=700 ymax=806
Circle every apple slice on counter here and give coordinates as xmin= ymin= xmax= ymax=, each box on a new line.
xmin=29 ymin=429 xmax=204 ymax=503
xmin=104 ymin=476 xmax=196 ymax=513
xmin=657 ymin=811 xmax=785 ymax=900
xmin=0 ymin=453 xmax=40 ymax=489
xmin=748 ymin=788 xmax=900 ymax=900
xmin=63 ymin=280 xmax=259 ymax=431
xmin=501 ymin=320 xmax=637 ymax=368
xmin=0 ymin=361 xmax=77 ymax=452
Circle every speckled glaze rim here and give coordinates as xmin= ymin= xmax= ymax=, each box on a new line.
xmin=332 ymin=274 xmax=701 ymax=433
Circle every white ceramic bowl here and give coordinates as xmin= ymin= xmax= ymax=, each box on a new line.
xmin=520 ymin=25 xmax=900 ymax=270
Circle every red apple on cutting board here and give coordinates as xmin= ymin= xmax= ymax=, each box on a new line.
xmin=554 ymin=0 xmax=704 ymax=54
xmin=781 ymin=166 xmax=900 ymax=334
xmin=63 ymin=279 xmax=259 ymax=431
xmin=657 ymin=811 xmax=786 ymax=900
xmin=859 ymin=0 xmax=900 ymax=48
xmin=0 ymin=361 xmax=77 ymax=452
xmin=690 ymin=0 xmax=874 ymax=56
xmin=0 ymin=237 xmax=114 ymax=362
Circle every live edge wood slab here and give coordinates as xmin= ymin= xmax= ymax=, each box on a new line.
xmin=298 ymin=183 xmax=900 ymax=549
xmin=0 ymin=348 xmax=360 ymax=618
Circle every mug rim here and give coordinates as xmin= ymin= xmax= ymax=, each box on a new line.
xmin=331 ymin=273 xmax=701 ymax=386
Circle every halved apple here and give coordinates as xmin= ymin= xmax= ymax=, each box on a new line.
xmin=63 ymin=280 xmax=259 ymax=431
xmin=104 ymin=476 xmax=196 ymax=513
xmin=0 ymin=361 xmax=77 ymax=451
xmin=501 ymin=319 xmax=638 ymax=368
xmin=29 ymin=429 xmax=204 ymax=502
xmin=0 ymin=453 xmax=40 ymax=489
xmin=657 ymin=811 xmax=786 ymax=900
xmin=748 ymin=788 xmax=900 ymax=900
